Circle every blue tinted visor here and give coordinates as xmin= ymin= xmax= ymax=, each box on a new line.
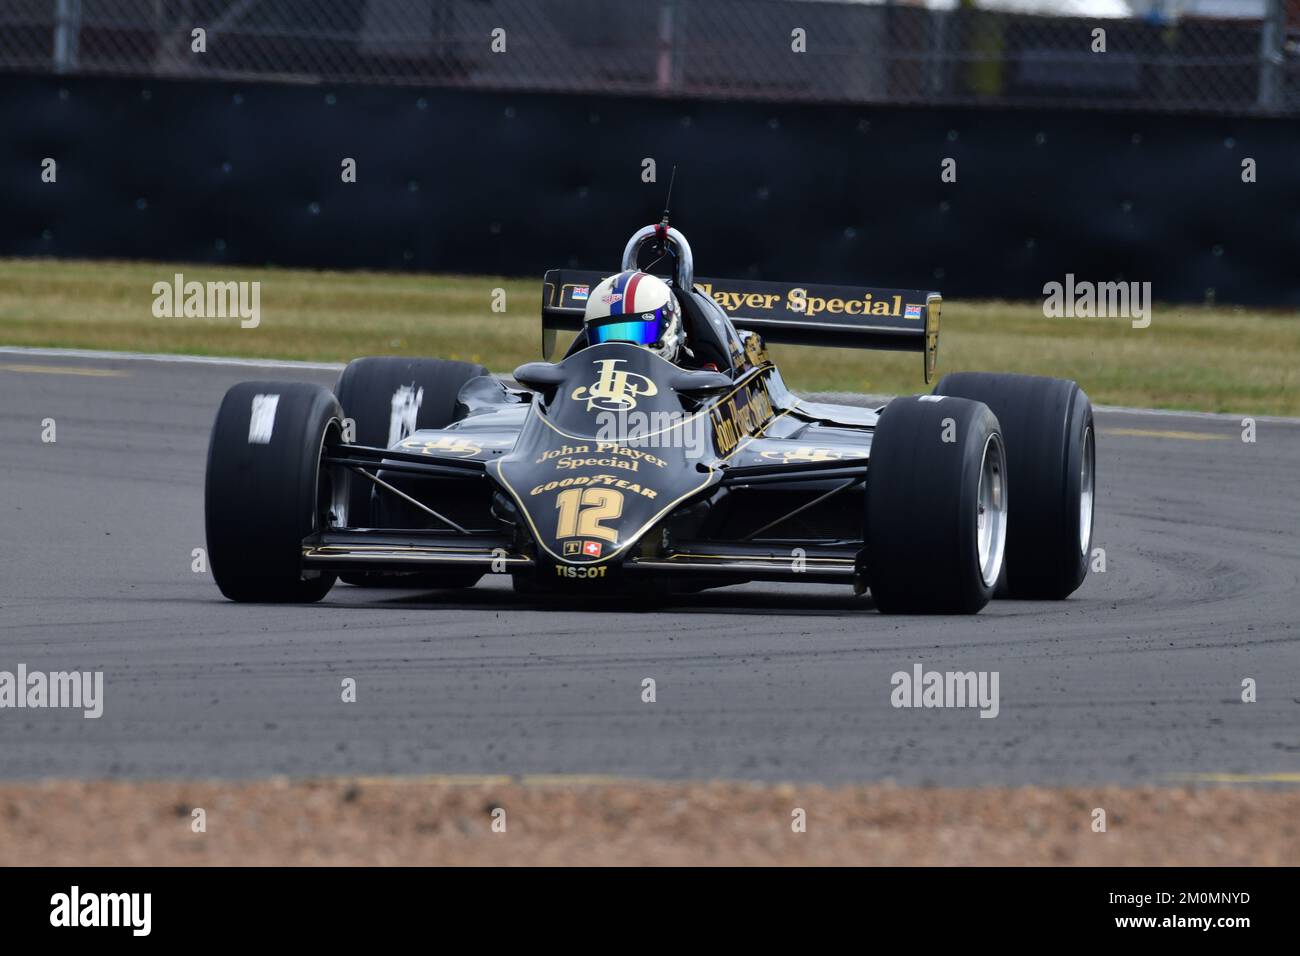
xmin=589 ymin=309 xmax=668 ymax=347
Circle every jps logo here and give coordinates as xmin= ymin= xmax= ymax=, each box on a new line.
xmin=571 ymin=358 xmax=658 ymax=412
xmin=760 ymin=446 xmax=858 ymax=463
xmin=400 ymin=436 xmax=483 ymax=458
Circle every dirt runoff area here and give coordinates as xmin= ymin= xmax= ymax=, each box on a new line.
xmin=1 ymin=776 xmax=1297 ymax=866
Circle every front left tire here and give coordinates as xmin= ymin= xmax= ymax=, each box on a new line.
xmin=864 ymin=394 xmax=1008 ymax=614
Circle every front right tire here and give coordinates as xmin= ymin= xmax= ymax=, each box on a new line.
xmin=205 ymin=381 xmax=341 ymax=603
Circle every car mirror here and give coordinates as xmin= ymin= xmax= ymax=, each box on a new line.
xmin=671 ymin=369 xmax=732 ymax=397
xmin=512 ymin=362 xmax=566 ymax=393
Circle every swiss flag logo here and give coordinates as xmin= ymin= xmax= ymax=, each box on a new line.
xmin=582 ymin=541 xmax=602 ymax=557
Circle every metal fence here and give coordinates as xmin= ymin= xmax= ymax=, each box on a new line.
xmin=3 ymin=1 xmax=1297 ymax=115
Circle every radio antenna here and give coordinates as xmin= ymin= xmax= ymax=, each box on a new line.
xmin=646 ymin=165 xmax=678 ymax=278
xmin=658 ymin=165 xmax=677 ymax=235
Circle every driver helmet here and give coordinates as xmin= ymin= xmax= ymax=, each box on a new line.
xmin=582 ymin=270 xmax=685 ymax=363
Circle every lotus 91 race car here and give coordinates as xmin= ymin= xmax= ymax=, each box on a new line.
xmin=205 ymin=223 xmax=1095 ymax=613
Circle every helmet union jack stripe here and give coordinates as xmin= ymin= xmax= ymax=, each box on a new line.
xmin=618 ymin=272 xmax=644 ymax=317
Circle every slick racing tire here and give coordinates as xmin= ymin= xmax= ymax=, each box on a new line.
xmin=933 ymin=372 xmax=1094 ymax=600
xmin=865 ymin=395 xmax=1007 ymax=614
xmin=205 ymin=381 xmax=342 ymax=603
xmin=334 ymin=356 xmax=488 ymax=589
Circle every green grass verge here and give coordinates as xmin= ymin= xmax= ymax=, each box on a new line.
xmin=2 ymin=258 xmax=1297 ymax=414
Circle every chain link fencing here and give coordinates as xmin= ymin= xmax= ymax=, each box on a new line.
xmin=2 ymin=1 xmax=1297 ymax=115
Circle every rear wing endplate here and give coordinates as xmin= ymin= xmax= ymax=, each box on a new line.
xmin=542 ymin=270 xmax=941 ymax=383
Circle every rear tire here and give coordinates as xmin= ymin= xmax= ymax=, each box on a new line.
xmin=334 ymin=356 xmax=488 ymax=589
xmin=933 ymin=372 xmax=1094 ymax=599
xmin=865 ymin=395 xmax=1007 ymax=614
xmin=205 ymin=382 xmax=341 ymax=603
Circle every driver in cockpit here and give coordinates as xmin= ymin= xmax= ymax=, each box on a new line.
xmin=581 ymin=270 xmax=690 ymax=365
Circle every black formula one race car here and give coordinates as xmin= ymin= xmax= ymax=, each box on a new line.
xmin=205 ymin=223 xmax=1095 ymax=613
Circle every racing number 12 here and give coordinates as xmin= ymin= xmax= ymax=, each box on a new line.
xmin=555 ymin=488 xmax=623 ymax=543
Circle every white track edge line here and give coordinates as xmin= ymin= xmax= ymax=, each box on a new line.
xmin=807 ymin=390 xmax=1300 ymax=426
xmin=4 ymin=346 xmax=1299 ymax=425
xmin=0 ymin=345 xmax=345 ymax=371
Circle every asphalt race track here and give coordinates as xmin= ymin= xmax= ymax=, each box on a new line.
xmin=2 ymin=350 xmax=1297 ymax=787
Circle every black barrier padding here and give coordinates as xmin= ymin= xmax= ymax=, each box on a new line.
xmin=1 ymin=73 xmax=1296 ymax=305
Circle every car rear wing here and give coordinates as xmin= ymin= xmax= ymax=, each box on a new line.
xmin=542 ymin=270 xmax=941 ymax=383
